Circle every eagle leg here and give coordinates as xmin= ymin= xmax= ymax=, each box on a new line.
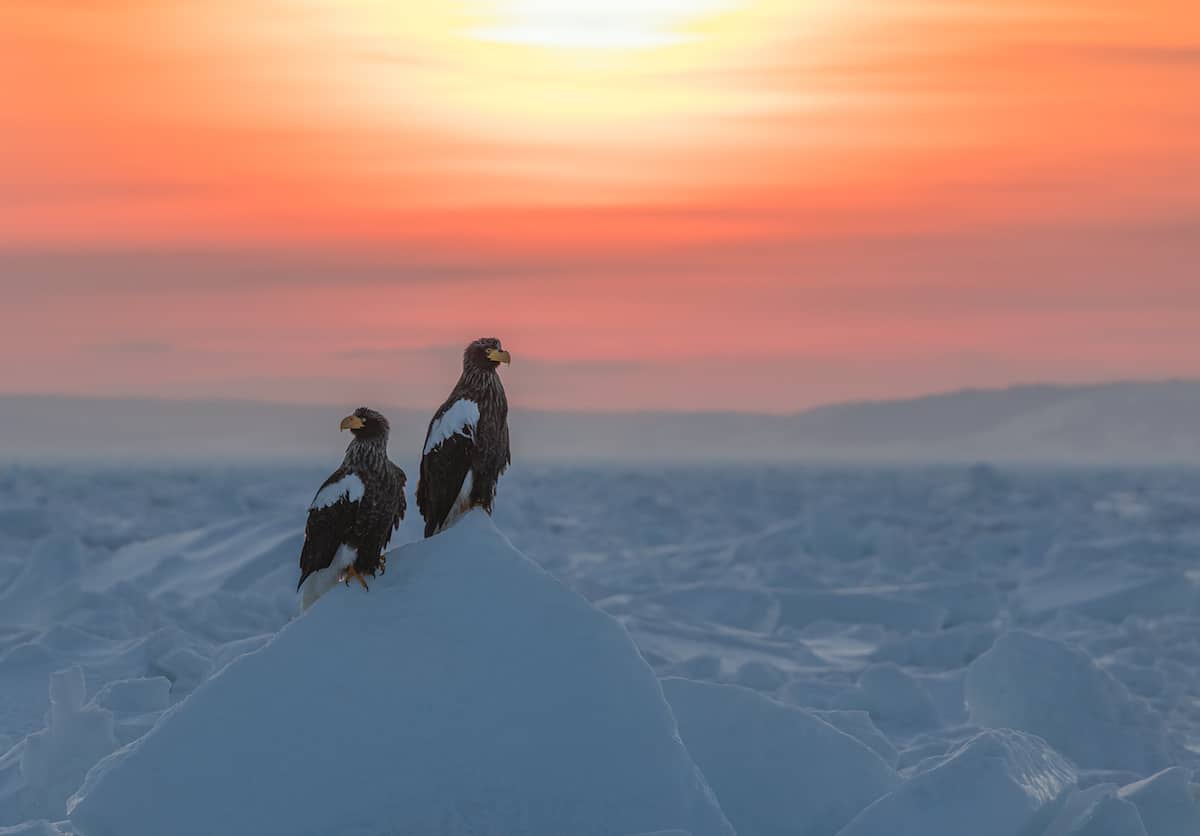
xmin=378 ymin=553 xmax=387 ymax=575
xmin=340 ymin=564 xmax=370 ymax=591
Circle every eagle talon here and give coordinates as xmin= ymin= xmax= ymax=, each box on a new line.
xmin=296 ymin=406 xmax=407 ymax=609
xmin=341 ymin=564 xmax=370 ymax=591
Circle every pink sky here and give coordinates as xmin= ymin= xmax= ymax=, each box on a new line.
xmin=2 ymin=0 xmax=1198 ymax=411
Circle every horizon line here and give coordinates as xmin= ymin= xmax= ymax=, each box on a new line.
xmin=4 ymin=376 xmax=1198 ymax=418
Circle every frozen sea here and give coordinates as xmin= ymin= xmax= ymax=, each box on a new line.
xmin=2 ymin=461 xmax=1199 ymax=834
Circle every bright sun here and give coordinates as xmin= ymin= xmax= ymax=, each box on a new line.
xmin=290 ymin=0 xmax=833 ymax=150
xmin=467 ymin=0 xmax=739 ymax=50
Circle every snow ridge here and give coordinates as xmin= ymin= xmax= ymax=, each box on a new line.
xmin=67 ymin=511 xmax=734 ymax=836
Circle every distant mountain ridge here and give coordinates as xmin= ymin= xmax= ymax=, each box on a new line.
xmin=786 ymin=380 xmax=1200 ymax=455
xmin=2 ymin=380 xmax=1199 ymax=464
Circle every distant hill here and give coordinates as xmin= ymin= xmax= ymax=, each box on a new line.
xmin=783 ymin=381 xmax=1200 ymax=463
xmin=1 ymin=380 xmax=1199 ymax=464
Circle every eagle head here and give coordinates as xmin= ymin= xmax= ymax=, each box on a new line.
xmin=464 ymin=337 xmax=511 ymax=371
xmin=339 ymin=407 xmax=390 ymax=439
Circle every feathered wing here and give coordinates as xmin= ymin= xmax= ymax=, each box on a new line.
xmin=297 ymin=466 xmax=362 ymax=590
xmin=389 ymin=463 xmax=407 ymax=531
xmin=464 ymin=395 xmax=509 ymax=512
xmin=417 ymin=397 xmax=480 ymax=538
xmin=417 ymin=433 xmax=473 ymax=538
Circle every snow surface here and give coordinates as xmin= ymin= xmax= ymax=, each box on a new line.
xmin=966 ymin=630 xmax=1171 ymax=774
xmin=423 ymin=398 xmax=479 ymax=454
xmin=68 ymin=511 xmax=733 ymax=836
xmin=661 ymin=677 xmax=899 ymax=836
xmin=836 ymin=729 xmax=1077 ymax=836
xmin=2 ymin=462 xmax=1200 ymax=835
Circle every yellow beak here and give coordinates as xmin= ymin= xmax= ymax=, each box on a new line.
xmin=340 ymin=414 xmax=365 ymax=431
xmin=486 ymin=348 xmax=512 ymax=364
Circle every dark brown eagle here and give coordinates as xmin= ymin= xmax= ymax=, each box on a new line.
xmin=417 ymin=338 xmax=511 ymax=538
xmin=297 ymin=407 xmax=406 ymax=609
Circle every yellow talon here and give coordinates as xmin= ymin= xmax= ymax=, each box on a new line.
xmin=341 ymin=564 xmax=370 ymax=591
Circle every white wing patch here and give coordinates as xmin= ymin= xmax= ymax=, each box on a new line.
xmin=424 ymin=399 xmax=480 ymax=455
xmin=310 ymin=472 xmax=365 ymax=510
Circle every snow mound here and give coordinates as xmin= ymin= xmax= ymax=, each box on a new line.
xmin=662 ymin=677 xmax=898 ymax=836
xmin=810 ymin=710 xmax=898 ymax=767
xmin=0 ymin=535 xmax=87 ymax=627
xmin=835 ymin=663 xmax=939 ymax=732
xmin=1017 ymin=561 xmax=1195 ymax=623
xmin=965 ymin=631 xmax=1171 ymax=773
xmin=0 ymin=668 xmax=116 ymax=823
xmin=1041 ymin=783 xmax=1148 ymax=836
xmin=1118 ymin=768 xmax=1200 ymax=836
xmin=835 ymin=729 xmax=1077 ymax=836
xmin=68 ymin=511 xmax=734 ymax=836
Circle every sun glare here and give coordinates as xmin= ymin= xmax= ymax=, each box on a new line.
xmin=219 ymin=0 xmax=846 ymax=192
xmin=467 ymin=0 xmax=739 ymax=50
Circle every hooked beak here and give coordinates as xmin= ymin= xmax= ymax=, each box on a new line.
xmin=486 ymin=348 xmax=512 ymax=365
xmin=340 ymin=414 xmax=365 ymax=431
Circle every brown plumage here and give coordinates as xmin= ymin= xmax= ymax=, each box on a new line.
xmin=298 ymin=407 xmax=406 ymax=607
xmin=417 ymin=338 xmax=511 ymax=538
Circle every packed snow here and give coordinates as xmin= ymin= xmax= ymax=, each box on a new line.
xmin=69 ymin=511 xmax=732 ymax=836
xmin=0 ymin=462 xmax=1198 ymax=835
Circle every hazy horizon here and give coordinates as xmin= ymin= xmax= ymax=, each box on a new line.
xmin=5 ymin=380 xmax=1200 ymax=464
xmin=4 ymin=375 xmax=1200 ymax=416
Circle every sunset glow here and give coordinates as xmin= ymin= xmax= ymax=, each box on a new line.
xmin=2 ymin=0 xmax=1198 ymax=411
xmin=468 ymin=0 xmax=740 ymax=49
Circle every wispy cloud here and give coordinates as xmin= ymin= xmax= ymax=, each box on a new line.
xmin=0 ymin=0 xmax=1197 ymax=409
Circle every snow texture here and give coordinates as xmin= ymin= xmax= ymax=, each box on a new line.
xmin=0 ymin=669 xmax=115 ymax=823
xmin=1118 ymin=769 xmax=1200 ymax=836
xmin=661 ymin=677 xmax=898 ymax=836
xmin=423 ymin=398 xmax=479 ymax=454
xmin=836 ymin=730 xmax=1077 ymax=836
xmin=966 ymin=631 xmax=1171 ymax=773
xmin=1041 ymin=783 xmax=1149 ymax=836
xmin=3 ymin=463 xmax=1200 ymax=835
xmin=67 ymin=511 xmax=733 ymax=836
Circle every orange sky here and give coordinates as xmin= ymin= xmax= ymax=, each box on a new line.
xmin=2 ymin=0 xmax=1198 ymax=411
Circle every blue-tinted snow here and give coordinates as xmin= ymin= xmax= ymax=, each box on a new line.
xmin=0 ymin=462 xmax=1197 ymax=834
xmin=68 ymin=512 xmax=734 ymax=836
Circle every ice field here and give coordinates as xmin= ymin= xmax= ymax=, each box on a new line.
xmin=1 ymin=461 xmax=1199 ymax=834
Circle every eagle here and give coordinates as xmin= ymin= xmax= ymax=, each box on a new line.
xmin=297 ymin=407 xmax=406 ymax=609
xmin=417 ymin=337 xmax=511 ymax=538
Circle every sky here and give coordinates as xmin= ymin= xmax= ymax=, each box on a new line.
xmin=2 ymin=0 xmax=1198 ymax=412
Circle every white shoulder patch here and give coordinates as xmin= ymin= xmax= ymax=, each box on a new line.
xmin=310 ymin=472 xmax=365 ymax=510
xmin=424 ymin=399 xmax=480 ymax=455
